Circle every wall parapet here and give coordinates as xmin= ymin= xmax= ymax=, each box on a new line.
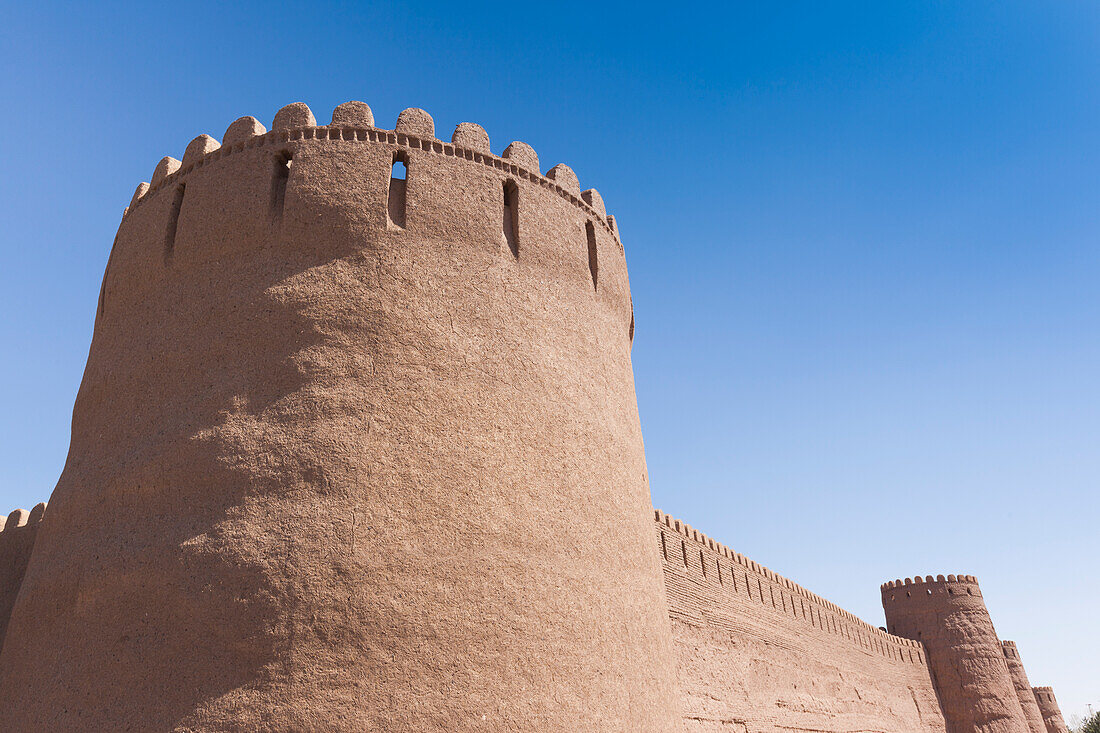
xmin=654 ymin=508 xmax=927 ymax=665
xmin=0 ymin=502 xmax=46 ymax=534
xmin=123 ymin=101 xmax=622 ymax=251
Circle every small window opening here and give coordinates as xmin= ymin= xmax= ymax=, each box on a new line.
xmin=388 ymin=152 xmax=408 ymax=229
xmin=271 ymin=151 xmax=292 ymax=219
xmin=502 ymin=180 xmax=519 ymax=257
xmin=165 ymin=183 xmax=185 ymax=263
xmin=586 ymin=221 xmax=598 ymax=289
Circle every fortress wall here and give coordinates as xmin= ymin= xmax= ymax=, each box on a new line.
xmin=0 ymin=103 xmax=679 ymax=731
xmin=0 ymin=504 xmax=45 ymax=649
xmin=654 ymin=510 xmax=947 ymax=733
xmin=1032 ymin=688 xmax=1070 ymax=733
xmin=1002 ymin=641 xmax=1048 ymax=733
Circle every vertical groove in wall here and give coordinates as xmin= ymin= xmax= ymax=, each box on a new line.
xmin=387 ymin=152 xmax=407 ymax=229
xmin=270 ymin=151 xmax=292 ymax=221
xmin=164 ymin=183 xmax=185 ymax=264
xmin=503 ymin=180 xmax=519 ymax=257
xmin=586 ymin=220 xmax=598 ymax=289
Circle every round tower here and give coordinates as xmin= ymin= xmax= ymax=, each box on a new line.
xmin=1001 ymin=641 xmax=1047 ymax=733
xmin=881 ymin=574 xmax=1029 ymax=733
xmin=1032 ymin=687 xmax=1070 ymax=733
xmin=0 ymin=102 xmax=681 ymax=731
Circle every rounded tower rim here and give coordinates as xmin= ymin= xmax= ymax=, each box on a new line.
xmin=124 ymin=102 xmax=623 ymax=251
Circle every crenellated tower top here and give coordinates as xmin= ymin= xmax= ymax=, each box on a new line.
xmin=124 ymin=101 xmax=622 ymax=248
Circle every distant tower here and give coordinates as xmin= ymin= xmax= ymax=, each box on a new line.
xmin=0 ymin=504 xmax=46 ymax=643
xmin=1001 ymin=641 xmax=1048 ymax=733
xmin=0 ymin=102 xmax=681 ymax=731
xmin=1032 ymin=687 xmax=1070 ymax=733
xmin=881 ymin=574 xmax=1029 ymax=732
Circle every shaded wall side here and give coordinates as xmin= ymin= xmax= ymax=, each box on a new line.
xmin=1033 ymin=688 xmax=1070 ymax=733
xmin=655 ymin=511 xmax=946 ymax=733
xmin=0 ymin=125 xmax=679 ymax=732
xmin=883 ymin=578 xmax=1029 ymax=733
xmin=1002 ymin=642 xmax=1048 ymax=733
xmin=0 ymin=506 xmax=45 ymax=651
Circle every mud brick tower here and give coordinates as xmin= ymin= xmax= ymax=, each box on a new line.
xmin=0 ymin=101 xmax=681 ymax=731
xmin=0 ymin=504 xmax=45 ymax=644
xmin=881 ymin=575 xmax=1030 ymax=732
xmin=1033 ymin=687 xmax=1071 ymax=733
xmin=1002 ymin=641 xmax=1048 ymax=733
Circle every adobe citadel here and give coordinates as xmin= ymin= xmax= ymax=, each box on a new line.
xmin=0 ymin=100 xmax=1071 ymax=732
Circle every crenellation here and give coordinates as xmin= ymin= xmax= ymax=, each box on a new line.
xmin=181 ymin=134 xmax=220 ymax=168
xmin=582 ymin=188 xmax=605 ymax=217
xmin=395 ymin=107 xmax=434 ymax=138
xmin=125 ymin=104 xmax=622 ymax=268
xmin=129 ymin=182 xmax=149 ymax=209
xmin=331 ymin=100 xmax=374 ymax=127
xmin=450 ymin=122 xmax=489 ymax=151
xmin=150 ymin=156 xmax=180 ymax=187
xmin=273 ymin=101 xmax=316 ymax=130
xmin=546 ymin=162 xmax=580 ymax=195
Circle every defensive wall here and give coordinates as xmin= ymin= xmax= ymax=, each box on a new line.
xmin=655 ymin=510 xmax=947 ymax=732
xmin=0 ymin=100 xmax=1072 ymax=731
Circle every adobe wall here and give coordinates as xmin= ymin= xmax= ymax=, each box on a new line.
xmin=0 ymin=504 xmax=45 ymax=649
xmin=1032 ymin=688 xmax=1070 ymax=733
xmin=0 ymin=102 xmax=680 ymax=731
xmin=654 ymin=510 xmax=947 ymax=733
xmin=883 ymin=576 xmax=1029 ymax=733
xmin=1002 ymin=641 xmax=1048 ymax=733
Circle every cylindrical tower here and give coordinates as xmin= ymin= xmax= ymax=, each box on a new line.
xmin=0 ymin=102 xmax=682 ymax=731
xmin=1032 ymin=687 xmax=1070 ymax=733
xmin=1001 ymin=641 xmax=1047 ymax=733
xmin=881 ymin=574 xmax=1029 ymax=733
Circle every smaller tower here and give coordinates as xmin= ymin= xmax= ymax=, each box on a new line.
xmin=881 ymin=574 xmax=1029 ymax=733
xmin=1001 ymin=641 xmax=1047 ymax=733
xmin=1032 ymin=687 xmax=1070 ymax=733
xmin=0 ymin=504 xmax=46 ymax=646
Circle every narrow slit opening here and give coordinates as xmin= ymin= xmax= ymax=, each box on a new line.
xmin=586 ymin=220 xmax=598 ymax=289
xmin=503 ymin=180 xmax=519 ymax=257
xmin=165 ymin=183 xmax=185 ymax=263
xmin=388 ymin=152 xmax=408 ymax=229
xmin=271 ymin=150 xmax=292 ymax=218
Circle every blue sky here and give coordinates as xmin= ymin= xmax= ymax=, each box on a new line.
xmin=1 ymin=0 xmax=1096 ymax=719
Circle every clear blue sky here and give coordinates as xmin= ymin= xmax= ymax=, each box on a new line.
xmin=1 ymin=0 xmax=1096 ymax=719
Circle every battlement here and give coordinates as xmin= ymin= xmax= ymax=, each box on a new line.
xmin=0 ymin=502 xmax=46 ymax=534
xmin=880 ymin=574 xmax=978 ymax=589
xmin=880 ymin=573 xmax=985 ymax=610
xmin=124 ymin=101 xmax=621 ymax=247
xmin=654 ymin=509 xmax=926 ymax=664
